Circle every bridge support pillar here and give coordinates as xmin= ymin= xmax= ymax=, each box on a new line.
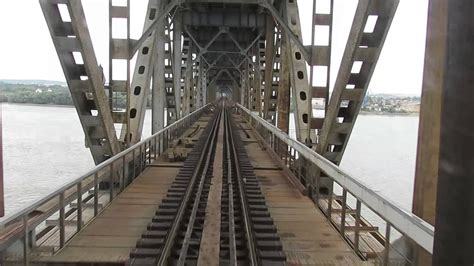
xmin=432 ymin=1 xmax=474 ymax=265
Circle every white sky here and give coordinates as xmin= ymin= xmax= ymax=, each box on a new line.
xmin=0 ymin=0 xmax=428 ymax=95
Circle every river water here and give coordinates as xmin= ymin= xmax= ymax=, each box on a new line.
xmin=1 ymin=103 xmax=419 ymax=221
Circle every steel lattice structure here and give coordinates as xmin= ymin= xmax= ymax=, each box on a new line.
xmin=40 ymin=0 xmax=398 ymax=197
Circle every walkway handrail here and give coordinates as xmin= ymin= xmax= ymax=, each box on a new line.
xmin=0 ymin=104 xmax=210 ymax=229
xmin=237 ymin=103 xmax=434 ymax=254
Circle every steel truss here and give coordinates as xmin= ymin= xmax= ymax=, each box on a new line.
xmin=40 ymin=0 xmax=398 ymax=181
xmin=40 ymin=0 xmax=120 ymax=164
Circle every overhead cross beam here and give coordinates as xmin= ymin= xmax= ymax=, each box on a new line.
xmin=259 ymin=0 xmax=310 ymax=63
xmin=185 ymin=27 xmax=226 ymax=59
xmin=129 ymin=0 xmax=180 ymax=56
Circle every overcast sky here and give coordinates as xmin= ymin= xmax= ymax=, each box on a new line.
xmin=0 ymin=0 xmax=428 ymax=95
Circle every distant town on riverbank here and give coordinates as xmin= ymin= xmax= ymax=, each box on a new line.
xmin=0 ymin=80 xmax=420 ymax=114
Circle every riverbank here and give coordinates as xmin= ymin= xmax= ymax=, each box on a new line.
xmin=360 ymin=110 xmax=419 ymax=116
xmin=1 ymin=102 xmax=73 ymax=108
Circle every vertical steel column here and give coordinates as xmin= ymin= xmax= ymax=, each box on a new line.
xmin=277 ymin=35 xmax=290 ymax=134
xmin=173 ymin=12 xmax=183 ymax=119
xmin=253 ymin=45 xmax=262 ymax=115
xmin=121 ymin=0 xmax=162 ymax=144
xmin=267 ymin=30 xmax=282 ymax=125
xmin=191 ymin=59 xmax=199 ymax=111
xmin=263 ymin=14 xmax=275 ymax=119
xmin=249 ymin=60 xmax=256 ymax=110
xmin=183 ymin=39 xmax=193 ymax=115
xmin=433 ymin=1 xmax=474 ymax=264
xmin=202 ymin=67 xmax=207 ymax=105
xmin=108 ymin=0 xmax=131 ymax=147
xmin=308 ymin=0 xmax=334 ymax=138
xmin=164 ymin=20 xmax=177 ymax=125
xmin=152 ymin=15 xmax=166 ymax=133
xmin=196 ymin=59 xmax=204 ymax=108
xmin=283 ymin=0 xmax=313 ymax=143
xmin=242 ymin=60 xmax=250 ymax=107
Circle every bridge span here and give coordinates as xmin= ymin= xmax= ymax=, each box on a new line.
xmin=1 ymin=0 xmax=473 ymax=265
xmin=0 ymin=101 xmax=433 ymax=265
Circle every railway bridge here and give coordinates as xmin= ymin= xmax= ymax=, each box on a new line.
xmin=0 ymin=0 xmax=473 ymax=265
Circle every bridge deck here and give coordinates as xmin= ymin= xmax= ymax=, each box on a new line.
xmin=29 ymin=113 xmax=364 ymax=265
xmin=235 ymin=114 xmax=363 ymax=265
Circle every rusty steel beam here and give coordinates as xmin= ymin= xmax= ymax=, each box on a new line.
xmin=277 ymin=35 xmax=290 ymax=134
xmin=40 ymin=0 xmax=120 ymax=164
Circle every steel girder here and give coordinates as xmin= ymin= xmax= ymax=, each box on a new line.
xmin=182 ymin=37 xmax=193 ymax=116
xmin=262 ymin=14 xmax=276 ymax=122
xmin=249 ymin=61 xmax=257 ymax=111
xmin=255 ymin=42 xmax=264 ymax=116
xmin=314 ymin=0 xmax=399 ymax=197
xmin=164 ymin=19 xmax=178 ymax=125
xmin=152 ymin=11 xmax=167 ymax=133
xmin=318 ymin=0 xmax=399 ymax=163
xmin=267 ymin=30 xmax=283 ymax=126
xmin=40 ymin=0 xmax=120 ymax=164
xmin=307 ymin=0 xmax=334 ymax=138
xmin=109 ymin=0 xmax=131 ymax=147
xmin=282 ymin=0 xmax=314 ymax=144
xmin=173 ymin=12 xmax=183 ymax=119
xmin=276 ymin=34 xmax=290 ymax=134
xmin=121 ymin=0 xmax=163 ymax=144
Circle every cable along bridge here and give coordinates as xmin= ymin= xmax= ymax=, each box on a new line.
xmin=8 ymin=0 xmax=473 ymax=265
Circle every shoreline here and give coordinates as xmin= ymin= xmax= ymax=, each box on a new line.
xmin=360 ymin=111 xmax=419 ymax=116
xmin=1 ymin=102 xmax=74 ymax=108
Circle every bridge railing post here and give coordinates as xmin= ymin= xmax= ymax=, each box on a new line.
xmin=121 ymin=155 xmax=126 ymax=191
xmin=59 ymin=192 xmax=65 ymax=248
xmin=76 ymin=182 xmax=82 ymax=232
xmin=94 ymin=172 xmax=99 ymax=216
xmin=384 ymin=223 xmax=392 ymax=265
xmin=340 ymin=189 xmax=347 ymax=235
xmin=109 ymin=163 xmax=114 ymax=202
xmin=22 ymin=215 xmax=29 ymax=266
xmin=354 ymin=200 xmax=362 ymax=253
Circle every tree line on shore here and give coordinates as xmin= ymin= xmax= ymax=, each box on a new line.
xmin=0 ymin=83 xmax=152 ymax=108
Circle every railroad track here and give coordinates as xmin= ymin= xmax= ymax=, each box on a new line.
xmin=127 ymin=104 xmax=285 ymax=265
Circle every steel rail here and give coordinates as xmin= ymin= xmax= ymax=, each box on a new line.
xmin=224 ymin=108 xmax=238 ymax=265
xmin=176 ymin=110 xmax=221 ymax=265
xmin=227 ymin=108 xmax=259 ymax=265
xmin=158 ymin=108 xmax=221 ymax=265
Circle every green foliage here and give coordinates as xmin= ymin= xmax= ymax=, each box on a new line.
xmin=0 ymin=83 xmax=153 ymax=108
xmin=0 ymin=83 xmax=73 ymax=105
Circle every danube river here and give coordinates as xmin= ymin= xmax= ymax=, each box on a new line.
xmin=1 ymin=103 xmax=419 ymax=221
